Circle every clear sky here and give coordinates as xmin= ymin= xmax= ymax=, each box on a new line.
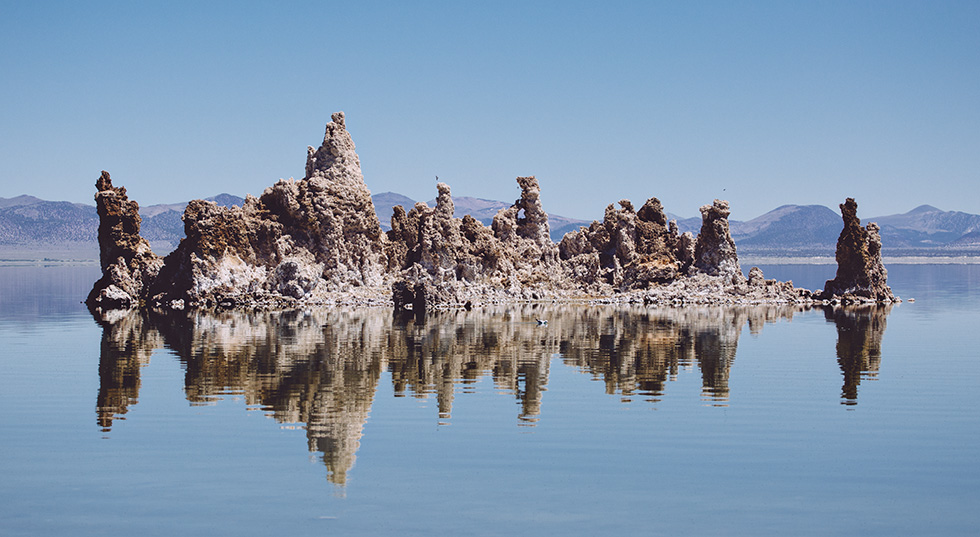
xmin=2 ymin=1 xmax=978 ymax=220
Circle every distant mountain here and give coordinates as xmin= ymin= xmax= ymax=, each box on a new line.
xmin=3 ymin=192 xmax=979 ymax=257
xmin=140 ymin=201 xmax=188 ymax=217
xmin=0 ymin=194 xmax=244 ymax=247
xmin=668 ymin=213 xmax=702 ymax=235
xmin=727 ymin=203 xmax=980 ymax=255
xmin=432 ymin=196 xmax=511 ymax=224
xmin=371 ymin=192 xmax=417 ymax=230
xmin=0 ymin=195 xmax=45 ymax=209
xmin=210 ymin=193 xmax=245 ymax=208
xmin=951 ymin=231 xmax=980 ymax=248
xmin=869 ymin=205 xmax=980 ymax=249
xmin=549 ymin=215 xmax=593 ymax=242
xmin=0 ymin=199 xmax=99 ymax=243
xmin=731 ymin=205 xmax=843 ymax=254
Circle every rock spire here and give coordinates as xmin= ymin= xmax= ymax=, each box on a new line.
xmin=86 ymin=171 xmax=163 ymax=309
xmin=823 ymin=198 xmax=895 ymax=301
xmin=387 ymin=177 xmax=562 ymax=311
xmin=88 ymin=112 xmax=860 ymax=311
xmin=91 ymin=113 xmax=390 ymax=309
xmin=693 ymin=199 xmax=741 ymax=278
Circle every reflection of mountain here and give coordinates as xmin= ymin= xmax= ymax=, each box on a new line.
xmin=90 ymin=303 xmax=886 ymax=484
xmin=825 ymin=304 xmax=892 ymax=405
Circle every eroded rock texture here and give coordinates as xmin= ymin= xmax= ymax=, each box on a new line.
xmin=89 ymin=112 xmax=839 ymax=310
xmin=492 ymin=176 xmax=554 ymax=256
xmin=145 ymin=112 xmax=390 ymax=307
xmin=823 ymin=198 xmax=895 ymax=301
xmin=558 ymin=197 xmax=686 ymax=290
xmin=86 ymin=171 xmax=163 ymax=309
xmin=386 ymin=177 xmax=561 ymax=310
xmin=292 ymin=111 xmax=388 ymax=286
xmin=693 ymin=199 xmax=741 ymax=278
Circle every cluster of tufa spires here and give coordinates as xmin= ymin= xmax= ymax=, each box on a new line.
xmin=86 ymin=112 xmax=895 ymax=312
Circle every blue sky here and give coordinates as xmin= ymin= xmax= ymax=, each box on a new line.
xmin=2 ymin=1 xmax=978 ymax=220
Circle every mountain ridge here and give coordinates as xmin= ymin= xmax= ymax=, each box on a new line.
xmin=2 ymin=193 xmax=979 ymax=256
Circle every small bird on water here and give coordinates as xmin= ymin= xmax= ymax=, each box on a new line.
xmin=535 ymin=318 xmax=548 ymax=325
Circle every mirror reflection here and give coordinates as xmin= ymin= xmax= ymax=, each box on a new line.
xmin=93 ymin=303 xmax=890 ymax=484
xmin=825 ymin=304 xmax=892 ymax=406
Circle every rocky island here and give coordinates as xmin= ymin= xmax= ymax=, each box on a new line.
xmin=86 ymin=112 xmax=897 ymax=312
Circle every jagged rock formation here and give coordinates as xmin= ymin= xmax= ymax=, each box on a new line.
xmin=492 ymin=176 xmax=555 ymax=255
xmin=86 ymin=171 xmax=164 ymax=309
xmin=386 ymin=177 xmax=561 ymax=310
xmin=88 ymin=112 xmax=884 ymax=311
xmin=823 ymin=198 xmax=896 ymax=301
xmin=694 ymin=199 xmax=741 ymax=278
xmin=138 ymin=112 xmax=390 ymax=308
xmin=557 ymin=197 xmax=743 ymax=292
xmin=294 ymin=111 xmax=388 ymax=285
xmin=387 ymin=182 xmax=489 ymax=276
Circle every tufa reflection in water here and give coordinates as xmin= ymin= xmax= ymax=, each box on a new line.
xmin=93 ymin=310 xmax=162 ymax=432
xmin=92 ymin=303 xmax=890 ymax=484
xmin=825 ymin=304 xmax=892 ymax=406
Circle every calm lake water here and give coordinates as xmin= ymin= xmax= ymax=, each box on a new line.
xmin=1 ymin=263 xmax=978 ymax=536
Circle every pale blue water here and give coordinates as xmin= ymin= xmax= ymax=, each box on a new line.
xmin=0 ymin=263 xmax=978 ymax=536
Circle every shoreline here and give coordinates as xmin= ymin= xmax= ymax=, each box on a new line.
xmin=740 ymin=255 xmax=980 ymax=265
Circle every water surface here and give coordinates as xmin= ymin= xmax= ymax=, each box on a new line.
xmin=1 ymin=264 xmax=978 ymax=536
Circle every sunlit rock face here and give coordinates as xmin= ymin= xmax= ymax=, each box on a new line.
xmin=492 ymin=176 xmax=555 ymax=258
xmin=386 ymin=182 xmax=494 ymax=279
xmin=823 ymin=198 xmax=896 ymax=302
xmin=121 ymin=112 xmax=391 ymax=307
xmin=86 ymin=171 xmax=164 ymax=310
xmin=88 ymin=112 xmax=830 ymax=310
xmin=388 ymin=177 xmax=563 ymax=309
xmin=289 ymin=111 xmax=388 ymax=288
xmin=558 ymin=197 xmax=685 ymax=291
xmin=693 ymin=199 xmax=741 ymax=278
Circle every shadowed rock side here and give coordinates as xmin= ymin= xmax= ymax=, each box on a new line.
xmin=823 ymin=198 xmax=895 ymax=302
xmin=86 ymin=171 xmax=164 ymax=309
xmin=87 ymin=113 xmax=895 ymax=310
xmin=90 ymin=303 xmax=836 ymax=483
